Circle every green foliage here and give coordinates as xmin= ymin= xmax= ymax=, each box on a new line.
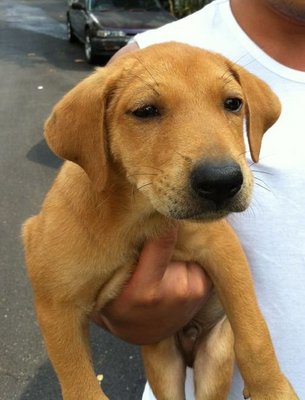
xmin=166 ymin=0 xmax=212 ymax=18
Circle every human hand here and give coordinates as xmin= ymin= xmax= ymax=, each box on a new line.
xmin=94 ymin=228 xmax=212 ymax=345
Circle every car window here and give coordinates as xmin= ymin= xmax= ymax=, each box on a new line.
xmin=89 ymin=0 xmax=163 ymax=11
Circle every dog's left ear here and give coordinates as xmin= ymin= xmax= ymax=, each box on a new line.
xmin=44 ymin=68 xmax=118 ymax=191
xmin=234 ymin=67 xmax=281 ymax=162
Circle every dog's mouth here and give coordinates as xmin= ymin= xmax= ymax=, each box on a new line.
xmin=141 ymin=179 xmax=251 ymax=222
xmin=133 ymin=159 xmax=253 ymax=221
xmin=166 ymin=193 xmax=250 ymax=221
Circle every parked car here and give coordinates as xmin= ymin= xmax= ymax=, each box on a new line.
xmin=67 ymin=0 xmax=176 ymax=63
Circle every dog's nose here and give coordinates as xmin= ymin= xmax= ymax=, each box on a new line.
xmin=190 ymin=161 xmax=243 ymax=205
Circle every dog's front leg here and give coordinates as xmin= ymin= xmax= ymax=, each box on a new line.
xmin=178 ymin=220 xmax=298 ymax=400
xmin=142 ymin=336 xmax=186 ymax=400
xmin=35 ymin=299 xmax=107 ymax=400
xmin=193 ymin=317 xmax=235 ymax=400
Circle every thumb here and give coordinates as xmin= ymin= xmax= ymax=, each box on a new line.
xmin=133 ymin=227 xmax=178 ymax=284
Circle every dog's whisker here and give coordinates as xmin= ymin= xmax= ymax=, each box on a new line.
xmin=249 ymin=193 xmax=268 ymax=216
xmin=251 ymin=169 xmax=273 ymax=176
xmin=220 ymin=55 xmax=253 ymax=87
xmin=128 ymin=71 xmax=160 ymax=97
xmin=232 ymin=52 xmax=251 ymax=67
xmin=95 ymin=182 xmax=125 ymax=209
xmin=248 ymin=153 xmax=274 ymax=168
xmin=240 ymin=150 xmax=248 ymax=156
xmin=239 ymin=58 xmax=256 ymax=70
xmin=254 ymin=175 xmax=272 ymax=190
xmin=222 ymin=79 xmax=235 ymax=90
xmin=95 ymin=192 xmax=114 ymax=210
xmin=236 ymin=150 xmax=249 ymax=159
xmin=221 ymin=74 xmax=234 ymax=84
xmin=230 ymin=53 xmax=256 ymax=72
xmin=254 ymin=176 xmax=268 ymax=184
xmin=254 ymin=181 xmax=272 ymax=193
xmin=132 ymin=56 xmax=160 ymax=96
xmin=221 ymin=71 xmax=235 ymax=83
xmin=173 ymin=150 xmax=192 ymax=164
xmin=248 ymin=201 xmax=260 ymax=218
xmin=136 ymin=182 xmax=153 ymax=191
xmin=220 ymin=71 xmax=236 ymax=89
xmin=220 ymin=68 xmax=235 ymax=80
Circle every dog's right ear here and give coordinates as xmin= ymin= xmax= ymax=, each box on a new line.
xmin=233 ymin=66 xmax=281 ymax=163
xmin=44 ymin=67 xmax=118 ymax=191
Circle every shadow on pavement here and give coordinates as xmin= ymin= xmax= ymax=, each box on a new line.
xmin=27 ymin=139 xmax=62 ymax=169
xmin=20 ymin=325 xmax=146 ymax=400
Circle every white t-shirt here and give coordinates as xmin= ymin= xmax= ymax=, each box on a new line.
xmin=135 ymin=0 xmax=305 ymax=398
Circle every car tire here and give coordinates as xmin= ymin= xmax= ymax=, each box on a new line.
xmin=84 ymin=32 xmax=98 ymax=64
xmin=67 ymin=17 xmax=77 ymax=43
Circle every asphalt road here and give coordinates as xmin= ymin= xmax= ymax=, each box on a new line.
xmin=0 ymin=1 xmax=145 ymax=399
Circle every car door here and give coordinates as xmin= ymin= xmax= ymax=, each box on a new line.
xmin=70 ymin=0 xmax=87 ymax=41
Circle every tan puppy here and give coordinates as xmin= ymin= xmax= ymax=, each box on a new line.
xmin=22 ymin=43 xmax=298 ymax=400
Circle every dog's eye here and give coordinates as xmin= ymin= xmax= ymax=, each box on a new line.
xmin=224 ymin=98 xmax=243 ymax=113
xmin=132 ymin=105 xmax=161 ymax=118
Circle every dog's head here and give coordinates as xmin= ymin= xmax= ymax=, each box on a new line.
xmin=45 ymin=42 xmax=281 ymax=220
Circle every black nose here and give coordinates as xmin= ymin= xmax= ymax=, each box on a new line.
xmin=190 ymin=161 xmax=243 ymax=205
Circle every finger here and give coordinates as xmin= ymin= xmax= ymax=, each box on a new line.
xmin=187 ymin=262 xmax=213 ymax=300
xmin=132 ymin=226 xmax=178 ymax=283
xmin=162 ymin=262 xmax=212 ymax=304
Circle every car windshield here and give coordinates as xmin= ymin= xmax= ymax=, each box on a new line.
xmin=89 ymin=0 xmax=163 ymax=11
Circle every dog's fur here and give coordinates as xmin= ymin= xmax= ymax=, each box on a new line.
xmin=22 ymin=43 xmax=298 ymax=399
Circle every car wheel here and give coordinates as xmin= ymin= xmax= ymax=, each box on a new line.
xmin=67 ymin=17 xmax=77 ymax=43
xmin=84 ymin=32 xmax=97 ymax=64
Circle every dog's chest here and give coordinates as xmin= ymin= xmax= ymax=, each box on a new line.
xmin=93 ymin=215 xmax=173 ymax=307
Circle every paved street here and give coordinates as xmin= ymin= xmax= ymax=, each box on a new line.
xmin=0 ymin=0 xmax=145 ymax=398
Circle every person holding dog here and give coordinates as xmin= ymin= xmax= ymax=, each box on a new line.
xmin=99 ymin=0 xmax=305 ymax=398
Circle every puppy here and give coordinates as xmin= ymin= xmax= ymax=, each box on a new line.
xmin=22 ymin=43 xmax=298 ymax=399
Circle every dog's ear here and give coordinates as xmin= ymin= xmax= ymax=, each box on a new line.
xmin=234 ymin=67 xmax=281 ymax=162
xmin=44 ymin=68 xmax=117 ymax=191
